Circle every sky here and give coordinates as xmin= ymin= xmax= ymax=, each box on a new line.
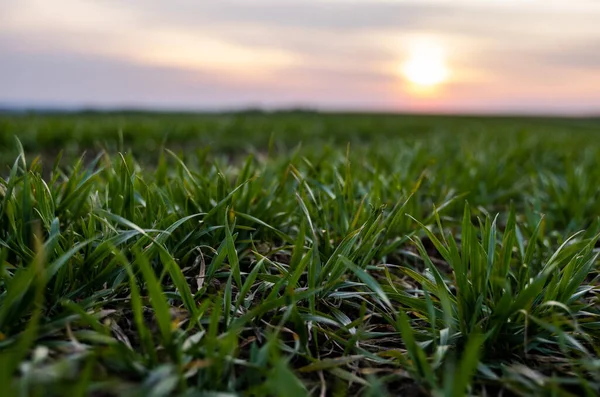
xmin=1 ymin=0 xmax=600 ymax=114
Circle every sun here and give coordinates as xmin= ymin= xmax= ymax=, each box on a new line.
xmin=400 ymin=39 xmax=450 ymax=90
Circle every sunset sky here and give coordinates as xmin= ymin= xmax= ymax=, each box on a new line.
xmin=2 ymin=0 xmax=600 ymax=114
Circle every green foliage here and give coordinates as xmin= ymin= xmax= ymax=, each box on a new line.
xmin=1 ymin=113 xmax=600 ymax=396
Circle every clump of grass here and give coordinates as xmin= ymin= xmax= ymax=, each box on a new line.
xmin=1 ymin=114 xmax=600 ymax=396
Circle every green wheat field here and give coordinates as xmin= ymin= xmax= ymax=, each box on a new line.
xmin=1 ymin=112 xmax=600 ymax=396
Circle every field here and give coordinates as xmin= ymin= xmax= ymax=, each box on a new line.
xmin=1 ymin=112 xmax=600 ymax=396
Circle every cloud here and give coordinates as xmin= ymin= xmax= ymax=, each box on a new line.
xmin=1 ymin=0 xmax=600 ymax=113
xmin=95 ymin=1 xmax=600 ymax=42
xmin=0 ymin=38 xmax=399 ymax=110
xmin=534 ymin=41 xmax=600 ymax=71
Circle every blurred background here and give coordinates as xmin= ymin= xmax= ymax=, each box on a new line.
xmin=2 ymin=0 xmax=600 ymax=115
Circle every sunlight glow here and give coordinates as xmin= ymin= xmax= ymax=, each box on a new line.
xmin=400 ymin=39 xmax=450 ymax=90
xmin=128 ymin=30 xmax=298 ymax=77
